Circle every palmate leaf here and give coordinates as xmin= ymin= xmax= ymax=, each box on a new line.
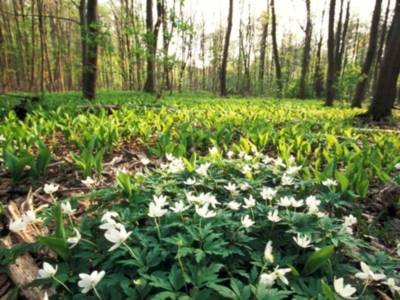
xmin=303 ymin=245 xmax=335 ymax=275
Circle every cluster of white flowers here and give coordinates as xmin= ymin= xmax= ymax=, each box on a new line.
xmin=99 ymin=211 xmax=132 ymax=252
xmin=342 ymin=214 xmax=357 ymax=235
xmin=161 ymin=154 xmax=185 ymax=174
xmin=9 ymin=210 xmax=41 ymax=232
xmin=44 ymin=183 xmax=59 ymax=195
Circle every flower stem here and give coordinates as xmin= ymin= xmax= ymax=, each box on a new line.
xmin=52 ymin=276 xmax=71 ymax=293
xmin=123 ymin=242 xmax=140 ymax=262
xmin=93 ymin=287 xmax=103 ymax=300
xmin=154 ymin=218 xmax=161 ymax=240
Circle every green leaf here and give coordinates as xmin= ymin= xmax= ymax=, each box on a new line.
xmin=208 ymin=283 xmax=237 ymax=299
xmin=335 ymin=171 xmax=349 ymax=192
xmin=38 ymin=236 xmax=68 ymax=259
xmin=303 ymin=245 xmax=335 ymax=275
xmin=321 ymin=279 xmax=335 ymax=300
xmin=52 ymin=204 xmax=66 ymax=240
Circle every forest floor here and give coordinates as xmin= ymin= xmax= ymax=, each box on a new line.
xmin=0 ymin=92 xmax=400 ymax=299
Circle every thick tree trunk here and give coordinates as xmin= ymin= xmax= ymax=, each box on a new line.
xmin=270 ymin=0 xmax=282 ymax=96
xmin=325 ymin=0 xmax=336 ymax=106
xmin=352 ymin=0 xmax=382 ymax=108
xmin=298 ymin=0 xmax=312 ymax=99
xmin=367 ymin=0 xmax=400 ymax=120
xmin=220 ymin=0 xmax=233 ymax=97
xmin=82 ymin=0 xmax=97 ymax=100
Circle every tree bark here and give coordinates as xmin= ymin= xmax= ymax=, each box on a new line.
xmin=298 ymin=0 xmax=312 ymax=99
xmin=258 ymin=7 xmax=269 ymax=94
xmin=270 ymin=0 xmax=282 ymax=96
xmin=220 ymin=0 xmax=233 ymax=97
xmin=325 ymin=0 xmax=336 ymax=106
xmin=82 ymin=0 xmax=98 ymax=100
xmin=367 ymin=0 xmax=400 ymax=120
xmin=352 ymin=0 xmax=382 ymax=108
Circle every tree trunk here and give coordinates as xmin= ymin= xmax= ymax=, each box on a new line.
xmin=82 ymin=0 xmax=97 ymax=100
xmin=313 ymin=8 xmax=325 ymax=98
xmin=325 ymin=0 xmax=336 ymax=106
xmin=367 ymin=0 xmax=400 ymax=120
xmin=220 ymin=0 xmax=233 ymax=97
xmin=270 ymin=0 xmax=282 ymax=96
xmin=337 ymin=0 xmax=350 ymax=77
xmin=298 ymin=0 xmax=312 ymax=99
xmin=258 ymin=7 xmax=269 ymax=94
xmin=352 ymin=0 xmax=382 ymax=108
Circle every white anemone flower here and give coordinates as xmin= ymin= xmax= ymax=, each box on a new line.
xmin=104 ymin=225 xmax=132 ymax=252
xmin=226 ymin=201 xmax=241 ymax=211
xmin=184 ymin=177 xmax=196 ymax=185
xmin=259 ymin=272 xmax=277 ymax=288
xmin=260 ymin=187 xmax=277 ymax=201
xmin=226 ymin=150 xmax=235 ymax=159
xmin=240 ymin=182 xmax=251 ymax=191
xmin=209 ymin=146 xmax=219 ymax=156
xmin=100 ymin=211 xmax=119 ymax=223
xmin=355 ymin=262 xmax=386 ymax=282
xmin=274 ymin=267 xmax=291 ymax=285
xmin=148 ymin=202 xmax=168 ymax=218
xmin=82 ymin=176 xmax=96 ymax=188
xmin=278 ymin=196 xmax=294 ymax=207
xmin=67 ymin=228 xmax=82 ymax=248
xmin=281 ymin=173 xmax=294 ymax=186
xmin=267 ymin=210 xmax=281 ymax=223
xmin=241 ymin=215 xmax=255 ymax=228
xmin=195 ymin=205 xmax=216 ymax=218
xmin=224 ymin=182 xmax=238 ymax=194
xmin=384 ymin=278 xmax=400 ymax=294
xmin=286 ymin=165 xmax=302 ymax=176
xmin=264 ymin=241 xmax=274 ymax=263
xmin=293 ymin=234 xmax=312 ymax=248
xmin=196 ymin=163 xmax=211 ymax=177
xmin=152 ymin=195 xmax=168 ymax=208
xmin=241 ymin=164 xmax=252 ymax=174
xmin=44 ymin=183 xmax=59 ymax=195
xmin=290 ymin=198 xmax=304 ymax=208
xmin=243 ymin=195 xmax=256 ymax=209
xmin=343 ymin=215 xmax=357 ymax=227
xmin=140 ymin=157 xmax=150 ymax=165
xmin=322 ymin=179 xmax=338 ymax=187
xmin=334 ymin=278 xmax=357 ymax=299
xmin=305 ymin=196 xmax=320 ymax=210
xmin=78 ymin=270 xmax=105 ymax=294
xmin=61 ymin=201 xmax=75 ymax=216
xmin=170 ymin=201 xmax=190 ymax=213
xmin=38 ymin=262 xmax=58 ymax=279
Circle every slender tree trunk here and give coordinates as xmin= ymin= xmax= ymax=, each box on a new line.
xmin=299 ymin=0 xmax=312 ymax=99
xmin=270 ymin=0 xmax=282 ymax=96
xmin=325 ymin=0 xmax=336 ymax=106
xmin=367 ymin=0 xmax=400 ymax=120
xmin=82 ymin=0 xmax=98 ymax=99
xmin=352 ymin=0 xmax=382 ymax=108
xmin=258 ymin=6 xmax=269 ymax=94
xmin=313 ymin=8 xmax=325 ymax=98
xmin=220 ymin=0 xmax=233 ymax=96
xmin=338 ymin=1 xmax=350 ymax=77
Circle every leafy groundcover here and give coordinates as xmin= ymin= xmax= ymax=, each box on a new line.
xmin=4 ymin=149 xmax=400 ymax=299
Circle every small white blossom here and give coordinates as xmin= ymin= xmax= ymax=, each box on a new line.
xmin=140 ymin=157 xmax=150 ymax=165
xmin=243 ymin=195 xmax=256 ymax=209
xmin=240 ymin=182 xmax=251 ymax=191
xmin=184 ymin=177 xmax=196 ymax=185
xmin=104 ymin=225 xmax=132 ymax=252
xmin=286 ymin=166 xmax=301 ymax=176
xmin=196 ymin=163 xmax=211 ymax=177
xmin=226 ymin=201 xmax=241 ymax=211
xmin=152 ymin=195 xmax=168 ymax=208
xmin=259 ymin=272 xmax=276 ymax=287
xmin=293 ymin=234 xmax=312 ymax=248
xmin=195 ymin=205 xmax=216 ymax=218
xmin=274 ymin=267 xmax=291 ymax=285
xmin=226 ymin=150 xmax=235 ymax=159
xmin=355 ymin=262 xmax=386 ymax=282
xmin=67 ymin=228 xmax=82 ymax=248
xmin=241 ymin=215 xmax=255 ymax=228
xmin=101 ymin=211 xmax=119 ymax=223
xmin=322 ymin=179 xmax=338 ymax=187
xmin=264 ymin=241 xmax=274 ymax=263
xmin=61 ymin=201 xmax=75 ymax=216
xmin=82 ymin=176 xmax=96 ymax=188
xmin=260 ymin=187 xmax=277 ymax=201
xmin=281 ymin=173 xmax=294 ymax=186
xmin=166 ymin=153 xmax=175 ymax=161
xmin=38 ymin=262 xmax=58 ymax=279
xmin=78 ymin=270 xmax=105 ymax=294
xmin=291 ymin=198 xmax=304 ymax=208
xmin=274 ymin=157 xmax=286 ymax=168
xmin=224 ymin=182 xmax=238 ymax=194
xmin=262 ymin=155 xmax=273 ymax=165
xmin=334 ymin=277 xmax=357 ymax=299
xmin=384 ymin=278 xmax=400 ymax=294
xmin=148 ymin=202 xmax=168 ymax=218
xmin=343 ymin=215 xmax=357 ymax=227
xmin=166 ymin=158 xmax=185 ymax=173
xmin=305 ymin=196 xmax=320 ymax=210
xmin=267 ymin=210 xmax=281 ymax=223
xmin=170 ymin=201 xmax=190 ymax=213
xmin=44 ymin=183 xmax=59 ymax=195
xmin=241 ymin=164 xmax=252 ymax=174
xmin=278 ymin=196 xmax=294 ymax=207
xmin=394 ymin=163 xmax=400 ymax=171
